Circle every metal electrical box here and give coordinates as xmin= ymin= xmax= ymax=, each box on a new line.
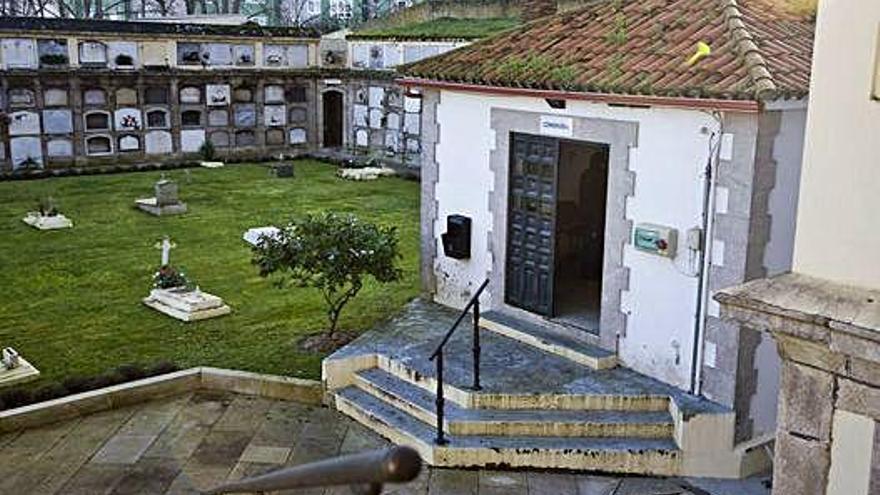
xmin=634 ymin=223 xmax=678 ymax=258
xmin=442 ymin=215 xmax=472 ymax=260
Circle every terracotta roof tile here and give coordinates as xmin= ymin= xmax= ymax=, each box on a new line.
xmin=402 ymin=0 xmax=815 ymax=101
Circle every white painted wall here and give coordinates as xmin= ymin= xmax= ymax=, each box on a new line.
xmin=793 ymin=0 xmax=880 ymax=289
xmin=765 ymin=107 xmax=807 ymax=276
xmin=432 ymin=90 xmax=721 ymax=388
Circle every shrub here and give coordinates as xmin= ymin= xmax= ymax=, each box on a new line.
xmin=199 ymin=140 xmax=216 ymax=161
xmin=152 ymin=265 xmax=192 ymax=290
xmin=253 ymin=212 xmax=403 ymax=338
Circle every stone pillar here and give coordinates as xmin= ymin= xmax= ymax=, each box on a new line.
xmin=169 ymin=77 xmax=181 ymax=155
xmin=717 ymin=273 xmax=880 ymax=495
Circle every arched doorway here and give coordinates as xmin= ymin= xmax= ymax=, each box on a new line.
xmin=322 ymin=91 xmax=343 ymax=148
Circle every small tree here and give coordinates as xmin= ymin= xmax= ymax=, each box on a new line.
xmin=253 ymin=212 xmax=402 ymax=340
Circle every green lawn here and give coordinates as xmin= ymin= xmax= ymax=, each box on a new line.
xmin=0 ymin=162 xmax=420 ymax=386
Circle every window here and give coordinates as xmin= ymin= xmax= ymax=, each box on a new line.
xmin=84 ymin=111 xmax=111 ymax=131
xmin=145 ymin=87 xmax=169 ymax=105
xmin=181 ymin=110 xmax=203 ymax=127
xmin=146 ymin=109 xmax=169 ymax=129
xmin=85 ymin=135 xmax=112 ymax=155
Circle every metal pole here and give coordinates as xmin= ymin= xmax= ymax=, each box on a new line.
xmin=434 ymin=351 xmax=447 ymax=445
xmin=205 ymin=446 xmax=421 ymax=494
xmin=472 ymin=299 xmax=482 ymax=391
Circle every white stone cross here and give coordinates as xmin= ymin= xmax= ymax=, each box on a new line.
xmin=155 ymin=237 xmax=176 ymax=266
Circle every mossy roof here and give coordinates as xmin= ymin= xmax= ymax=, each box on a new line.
xmin=348 ymin=17 xmax=520 ymax=41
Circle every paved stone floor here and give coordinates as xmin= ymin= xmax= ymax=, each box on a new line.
xmin=0 ymin=392 xmax=771 ymax=495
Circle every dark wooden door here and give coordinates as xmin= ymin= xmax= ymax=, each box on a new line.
xmin=505 ymin=133 xmax=559 ymax=316
xmin=322 ymin=91 xmax=343 ymax=148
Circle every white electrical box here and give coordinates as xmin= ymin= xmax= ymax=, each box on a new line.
xmin=633 ymin=223 xmax=678 ymax=258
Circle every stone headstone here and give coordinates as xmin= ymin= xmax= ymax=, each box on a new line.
xmin=47 ymin=139 xmax=73 ymax=157
xmin=264 ymin=105 xmax=286 ymax=127
xmin=289 ymin=128 xmax=307 ymax=145
xmin=155 ymin=179 xmax=179 ymax=207
xmin=2 ymin=348 xmax=20 ymax=370
xmin=145 ymin=131 xmax=173 ymax=155
xmin=274 ymin=163 xmax=294 ymax=178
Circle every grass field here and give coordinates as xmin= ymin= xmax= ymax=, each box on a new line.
xmin=0 ymin=161 xmax=420 ymax=386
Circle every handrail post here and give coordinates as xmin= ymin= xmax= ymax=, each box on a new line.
xmin=472 ymin=299 xmax=482 ymax=391
xmin=434 ymin=351 xmax=447 ymax=445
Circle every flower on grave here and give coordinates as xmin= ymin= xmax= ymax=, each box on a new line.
xmin=152 ymin=264 xmax=192 ymax=290
xmin=121 ymin=115 xmax=140 ymax=129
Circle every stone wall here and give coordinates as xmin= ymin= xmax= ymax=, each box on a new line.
xmin=0 ymin=72 xmax=323 ymax=170
xmin=717 ymin=274 xmax=880 ymax=495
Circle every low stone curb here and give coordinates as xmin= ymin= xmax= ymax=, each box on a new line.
xmin=0 ymin=367 xmax=323 ymax=434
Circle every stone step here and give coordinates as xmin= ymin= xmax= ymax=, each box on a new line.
xmin=481 ymin=311 xmax=617 ymax=370
xmin=334 ymin=386 xmax=681 ymax=475
xmin=356 ymin=368 xmax=674 ymax=438
xmin=379 ymin=356 xmax=670 ymax=411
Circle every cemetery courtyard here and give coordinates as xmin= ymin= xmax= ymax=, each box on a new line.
xmin=0 ymin=161 xmax=420 ymax=389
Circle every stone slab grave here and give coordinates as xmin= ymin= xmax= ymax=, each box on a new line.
xmin=135 ymin=176 xmax=187 ymax=216
xmin=0 ymin=347 xmax=40 ymax=388
xmin=142 ymin=238 xmax=231 ymax=322
xmin=143 ymin=287 xmax=231 ymax=322
xmin=22 ymin=212 xmax=73 ymax=230
xmin=338 ymin=167 xmax=396 ymax=181
xmin=200 ymin=161 xmax=225 ymax=169
xmin=243 ymin=226 xmax=281 ymax=248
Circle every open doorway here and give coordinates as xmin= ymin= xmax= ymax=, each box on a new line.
xmin=553 ymin=140 xmax=609 ymax=333
xmin=322 ymin=91 xmax=343 ymax=148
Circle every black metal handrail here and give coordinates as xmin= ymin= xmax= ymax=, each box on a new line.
xmin=204 ymin=446 xmax=422 ymax=495
xmin=429 ymin=278 xmax=490 ymax=445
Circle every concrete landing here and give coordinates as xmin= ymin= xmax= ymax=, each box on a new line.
xmin=323 ymin=300 xmax=755 ymax=477
xmin=481 ymin=310 xmax=617 ymax=369
xmin=326 ymin=300 xmax=725 ymax=416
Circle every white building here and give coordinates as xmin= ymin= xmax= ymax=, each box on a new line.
xmin=402 ymin=0 xmax=814 ymax=457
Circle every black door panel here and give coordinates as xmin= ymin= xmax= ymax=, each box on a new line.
xmin=505 ymin=133 xmax=558 ymax=316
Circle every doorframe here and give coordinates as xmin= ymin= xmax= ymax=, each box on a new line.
xmin=488 ymin=108 xmax=638 ymax=352
xmin=319 ymin=87 xmax=345 ymax=148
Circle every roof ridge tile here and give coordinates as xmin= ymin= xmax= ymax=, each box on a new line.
xmin=719 ymin=0 xmax=778 ymax=100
